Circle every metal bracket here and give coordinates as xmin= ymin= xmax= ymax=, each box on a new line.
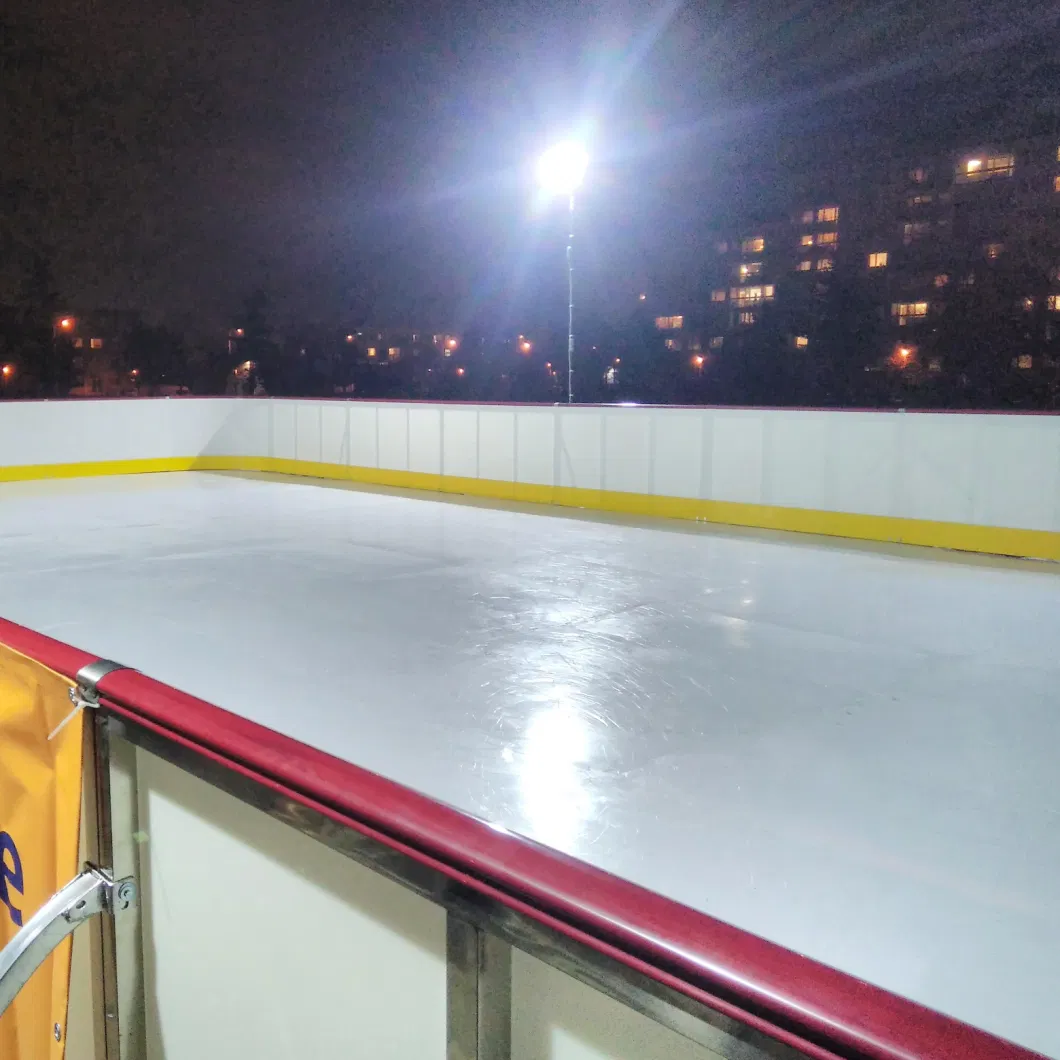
xmin=76 ymin=659 xmax=130 ymax=706
xmin=0 ymin=866 xmax=137 ymax=1019
xmin=49 ymin=660 xmax=130 ymax=742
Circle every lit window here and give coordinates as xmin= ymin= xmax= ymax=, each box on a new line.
xmin=739 ymin=311 xmax=756 ymax=325
xmin=709 ymin=336 xmax=724 ymax=348
xmin=985 ymin=242 xmax=1004 ymax=260
xmin=796 ymin=259 xmax=812 ymax=272
xmin=794 ymin=335 xmax=809 ymax=348
xmin=711 ymin=290 xmax=727 ymax=302
xmin=934 ymin=274 xmax=950 ymax=287
xmin=655 ymin=315 xmax=684 ymax=330
xmin=664 ymin=338 xmax=678 ymax=350
xmin=910 ymin=167 xmax=927 ymax=184
xmin=738 ymin=262 xmax=762 ymax=278
xmin=73 ymin=338 xmax=84 ymax=348
xmin=741 ymin=237 xmax=765 ymax=253
xmin=816 ymin=258 xmax=834 ymax=271
xmin=903 ymin=221 xmax=930 ymax=243
xmin=892 ymin=302 xmax=929 ymax=324
xmin=388 ymin=347 xmax=400 ymax=359
xmin=928 ymin=358 xmax=942 ymax=373
xmin=800 ymin=210 xmax=814 ymax=224
xmin=1022 ymin=297 xmax=1035 ymax=311
xmin=731 ymin=285 xmax=775 ymax=307
xmin=367 ymin=347 xmax=377 ymax=358
xmin=1054 ymin=175 xmax=1060 ymax=193
xmin=90 ymin=338 xmax=103 ymax=349
xmin=1016 ymin=354 xmax=1033 ymax=369
xmin=868 ymin=251 xmax=888 ymax=268
xmin=817 ymin=232 xmax=838 ymax=245
xmin=1048 ymin=295 xmax=1060 ymax=311
xmin=817 ymin=206 xmax=839 ymax=222
xmin=1057 ymin=147 xmax=1060 ymax=162
xmin=800 ymin=234 xmax=815 ymax=247
xmin=959 ymin=154 xmax=1014 ymax=181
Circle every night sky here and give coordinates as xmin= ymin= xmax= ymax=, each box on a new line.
xmin=5 ymin=0 xmax=1059 ymax=335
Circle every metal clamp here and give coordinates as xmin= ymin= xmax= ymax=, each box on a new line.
xmin=49 ymin=660 xmax=130 ymax=742
xmin=0 ymin=866 xmax=137 ymax=1019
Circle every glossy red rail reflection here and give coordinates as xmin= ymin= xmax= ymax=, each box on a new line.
xmin=0 ymin=616 xmax=1044 ymax=1060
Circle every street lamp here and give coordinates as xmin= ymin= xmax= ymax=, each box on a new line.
xmin=537 ymin=141 xmax=588 ymax=404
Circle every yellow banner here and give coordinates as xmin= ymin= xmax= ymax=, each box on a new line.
xmin=0 ymin=643 xmax=84 ymax=1060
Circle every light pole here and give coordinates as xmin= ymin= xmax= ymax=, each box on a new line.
xmin=537 ymin=142 xmax=588 ymax=404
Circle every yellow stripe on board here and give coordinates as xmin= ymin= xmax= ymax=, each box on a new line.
xmin=1 ymin=454 xmax=1058 ymax=562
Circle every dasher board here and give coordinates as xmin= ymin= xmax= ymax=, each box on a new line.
xmin=0 ymin=471 xmax=1056 ymax=1057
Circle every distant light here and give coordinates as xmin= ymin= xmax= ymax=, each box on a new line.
xmin=1 ymin=364 xmax=13 ymax=378
xmin=545 ymin=362 xmax=552 ymax=370
xmin=638 ymin=293 xmax=646 ymax=301
xmin=691 ymin=355 xmax=705 ymax=368
xmin=520 ymin=341 xmax=532 ymax=353
xmin=59 ymin=317 xmax=74 ymax=331
xmin=130 ymin=369 xmax=140 ymax=377
xmin=536 ymin=141 xmax=589 ymax=196
xmin=447 ymin=338 xmax=458 ymax=349
xmin=346 ymin=334 xmax=354 ymax=343
xmin=613 ymin=358 xmax=621 ymax=365
xmin=898 ymin=346 xmax=912 ymax=360
xmin=456 ymin=367 xmax=466 ymax=376
xmin=243 ymin=360 xmax=253 ymax=370
xmin=795 ymin=335 xmax=809 ymax=348
xmin=966 ymin=158 xmax=982 ymax=173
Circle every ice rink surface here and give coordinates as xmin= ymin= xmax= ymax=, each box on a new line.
xmin=1 ymin=471 xmax=1057 ymax=1056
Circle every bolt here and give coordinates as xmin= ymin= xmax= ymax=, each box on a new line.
xmin=115 ymin=880 xmax=138 ymax=910
xmin=54 ymin=1023 xmax=62 ymax=1042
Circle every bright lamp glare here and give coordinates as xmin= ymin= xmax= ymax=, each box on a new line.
xmin=536 ymin=142 xmax=588 ymax=195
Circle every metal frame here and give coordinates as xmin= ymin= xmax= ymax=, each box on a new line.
xmin=0 ymin=867 xmax=134 ymax=1021
xmin=105 ymin=711 xmax=803 ymax=1060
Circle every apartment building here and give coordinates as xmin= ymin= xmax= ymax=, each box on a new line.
xmin=695 ymin=135 xmax=1060 ymax=386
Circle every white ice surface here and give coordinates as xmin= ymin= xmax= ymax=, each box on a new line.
xmin=0 ymin=472 xmax=1057 ymax=1056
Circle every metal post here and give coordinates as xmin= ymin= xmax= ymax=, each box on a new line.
xmin=447 ymin=914 xmax=511 ymax=1060
xmin=567 ymin=193 xmax=575 ymax=405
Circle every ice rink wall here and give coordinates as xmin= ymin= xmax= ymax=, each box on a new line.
xmin=1 ymin=398 xmax=1058 ymax=559
xmin=0 ymin=618 xmax=1043 ymax=1060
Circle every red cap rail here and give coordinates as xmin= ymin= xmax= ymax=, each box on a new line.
xmin=0 ymin=616 xmax=1044 ymax=1060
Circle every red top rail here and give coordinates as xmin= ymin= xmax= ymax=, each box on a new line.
xmin=0 ymin=617 xmax=1043 ymax=1060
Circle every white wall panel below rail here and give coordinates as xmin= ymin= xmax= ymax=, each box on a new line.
xmin=136 ymin=749 xmax=447 ymax=1060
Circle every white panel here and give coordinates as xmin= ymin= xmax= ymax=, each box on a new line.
xmin=602 ymin=409 xmax=652 ymax=495
xmin=377 ymin=405 xmax=410 ymax=471
xmin=828 ymin=413 xmax=899 ymax=517
xmin=515 ymin=410 xmax=556 ymax=487
xmin=651 ymin=411 xmax=703 ymax=499
xmin=138 ymin=750 xmax=447 ymax=1060
xmin=442 ymin=408 xmax=479 ymax=479
xmin=478 ymin=409 xmax=516 ymax=483
xmin=270 ymin=400 xmax=298 ymax=462
xmin=294 ymin=401 xmax=323 ymax=463
xmin=200 ymin=400 xmax=270 ymax=458
xmin=556 ymin=410 xmax=603 ymax=491
xmin=512 ymin=950 xmax=724 ymax=1060
xmin=969 ymin=416 xmax=1060 ymax=531
xmin=897 ymin=414 xmax=977 ymax=524
xmin=765 ymin=413 xmax=830 ymax=510
xmin=0 ymin=399 xmax=172 ymax=465
xmin=167 ymin=399 xmax=236 ymax=457
xmin=408 ymin=406 xmax=442 ymax=475
xmin=321 ymin=403 xmax=351 ymax=466
xmin=709 ymin=413 xmax=765 ymax=504
xmin=349 ymin=404 xmax=379 ymax=467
